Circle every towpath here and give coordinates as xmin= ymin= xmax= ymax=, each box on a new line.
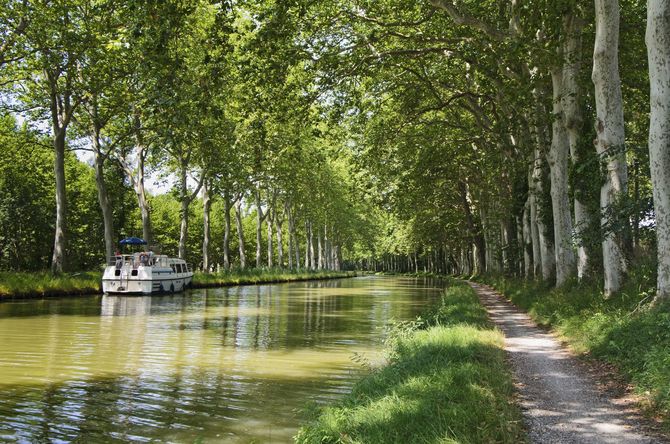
xmin=469 ymin=282 xmax=666 ymax=444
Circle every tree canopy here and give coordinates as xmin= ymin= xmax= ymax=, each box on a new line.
xmin=1 ymin=0 xmax=669 ymax=303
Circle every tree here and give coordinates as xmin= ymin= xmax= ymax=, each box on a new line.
xmin=646 ymin=0 xmax=670 ymax=303
xmin=8 ymin=2 xmax=97 ymax=273
xmin=593 ymin=0 xmax=628 ymax=296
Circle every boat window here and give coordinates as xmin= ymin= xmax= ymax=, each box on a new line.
xmin=179 ymin=264 xmax=185 ymax=273
xmin=170 ymin=265 xmax=176 ymax=273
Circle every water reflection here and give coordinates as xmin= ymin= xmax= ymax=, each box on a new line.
xmin=101 ymin=295 xmax=153 ymax=316
xmin=0 ymin=276 xmax=445 ymax=443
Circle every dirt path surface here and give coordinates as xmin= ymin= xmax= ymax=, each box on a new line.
xmin=469 ymin=282 xmax=666 ymax=444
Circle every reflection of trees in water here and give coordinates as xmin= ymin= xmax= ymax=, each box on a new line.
xmin=0 ymin=277 xmax=445 ymax=442
xmin=0 ymin=296 xmax=102 ymax=318
xmin=1 ymin=365 xmax=352 ymax=443
xmin=194 ymin=278 xmax=443 ymax=351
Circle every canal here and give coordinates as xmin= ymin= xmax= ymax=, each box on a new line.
xmin=0 ymin=276 xmax=445 ymax=443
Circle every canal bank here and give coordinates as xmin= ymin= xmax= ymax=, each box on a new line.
xmin=295 ymin=281 xmax=525 ymax=443
xmin=0 ymin=270 xmax=356 ymax=300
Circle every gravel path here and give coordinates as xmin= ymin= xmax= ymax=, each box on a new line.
xmin=469 ymin=282 xmax=665 ymax=444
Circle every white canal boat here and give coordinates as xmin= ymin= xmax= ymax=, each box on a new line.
xmin=102 ymin=238 xmax=193 ymax=295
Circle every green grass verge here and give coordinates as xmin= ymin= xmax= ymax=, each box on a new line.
xmin=0 ymin=271 xmax=102 ymax=298
xmin=295 ymin=281 xmax=525 ymax=444
xmin=477 ymin=273 xmax=670 ymax=426
xmin=192 ymin=269 xmax=355 ymax=287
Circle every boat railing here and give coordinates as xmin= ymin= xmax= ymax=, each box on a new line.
xmin=108 ymin=255 xmax=127 ymax=266
xmin=108 ymin=254 xmax=156 ymax=268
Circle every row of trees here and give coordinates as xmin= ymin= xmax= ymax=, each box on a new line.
xmin=0 ymin=0 xmax=380 ymax=273
xmin=298 ymin=0 xmax=669 ymax=304
xmin=2 ymin=0 xmax=669 ymax=306
xmin=0 ymin=112 xmax=374 ymax=271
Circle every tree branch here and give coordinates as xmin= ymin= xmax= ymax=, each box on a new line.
xmin=429 ymin=0 xmax=508 ymax=41
xmin=349 ymin=9 xmax=436 ymax=28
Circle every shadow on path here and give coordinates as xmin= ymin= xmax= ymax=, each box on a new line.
xmin=469 ymin=282 xmax=666 ymax=444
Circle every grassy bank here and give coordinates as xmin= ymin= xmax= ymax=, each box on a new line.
xmin=477 ymin=274 xmax=670 ymax=426
xmin=191 ymin=269 xmax=355 ymax=288
xmin=0 ymin=271 xmax=102 ymax=298
xmin=295 ymin=281 xmax=525 ymax=444
xmin=0 ymin=269 xmax=355 ymax=299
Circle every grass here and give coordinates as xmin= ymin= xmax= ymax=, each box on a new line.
xmin=294 ymin=281 xmax=525 ymax=444
xmin=0 ymin=271 xmax=102 ymax=298
xmin=0 ymin=269 xmax=355 ymax=299
xmin=192 ymin=268 xmax=355 ymax=287
xmin=476 ymin=271 xmax=670 ymax=427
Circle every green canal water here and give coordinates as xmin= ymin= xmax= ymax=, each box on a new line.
xmin=0 ymin=276 xmax=445 ymax=443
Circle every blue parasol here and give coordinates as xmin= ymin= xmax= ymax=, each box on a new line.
xmin=119 ymin=237 xmax=147 ymax=246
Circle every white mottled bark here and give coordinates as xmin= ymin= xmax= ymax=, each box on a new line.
xmin=51 ymin=130 xmax=67 ymax=273
xmin=523 ymin=197 xmax=532 ymax=278
xmin=267 ymin=212 xmax=273 ymax=268
xmin=532 ymin=148 xmax=556 ymax=281
xmin=202 ymin=181 xmax=211 ymax=272
xmin=178 ymin=164 xmax=203 ymax=260
xmin=549 ymin=68 xmax=577 ymax=285
xmin=122 ymin=115 xmax=152 ymax=246
xmin=516 ymin=215 xmax=524 ymax=276
xmin=223 ymin=192 xmax=231 ymax=271
xmin=255 ymin=189 xmax=264 ymax=268
xmin=646 ymin=0 xmax=670 ymax=303
xmin=309 ymin=221 xmax=316 ymax=270
xmin=304 ymin=221 xmax=311 ymax=269
xmin=501 ymin=220 xmax=514 ymax=273
xmin=530 ymin=192 xmax=542 ymax=278
xmin=136 ymin=168 xmax=152 ymax=245
xmin=275 ymin=208 xmax=284 ymax=268
xmin=324 ymin=225 xmax=331 ymax=270
xmin=234 ymin=199 xmax=246 ymax=269
xmin=178 ymin=171 xmax=189 ymax=260
xmin=47 ymin=67 xmax=75 ymax=274
xmin=528 ymin=164 xmax=542 ymax=278
xmin=285 ymin=202 xmax=294 ymax=270
xmin=562 ymin=13 xmax=591 ymax=280
xmin=91 ymin=126 xmax=114 ymax=262
xmin=593 ymin=0 xmax=628 ymax=297
xmin=334 ymin=245 xmax=341 ymax=271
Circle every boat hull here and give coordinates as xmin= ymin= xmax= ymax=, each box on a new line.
xmin=102 ymin=274 xmax=193 ymax=295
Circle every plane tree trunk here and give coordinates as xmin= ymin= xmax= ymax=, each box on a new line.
xmin=562 ymin=12 xmax=593 ymax=280
xmin=255 ymin=188 xmax=268 ymax=268
xmin=91 ymin=121 xmax=115 ymax=262
xmin=548 ymin=68 xmax=576 ymax=285
xmin=235 ymin=198 xmax=246 ymax=269
xmin=223 ymin=191 xmax=232 ymax=271
xmin=646 ymin=0 xmax=670 ymax=303
xmin=47 ymin=69 xmax=76 ymax=274
xmin=275 ymin=207 xmax=284 ymax=268
xmin=593 ymin=0 xmax=629 ymax=297
xmin=202 ymin=180 xmax=211 ymax=272
xmin=178 ymin=161 xmax=204 ymax=260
